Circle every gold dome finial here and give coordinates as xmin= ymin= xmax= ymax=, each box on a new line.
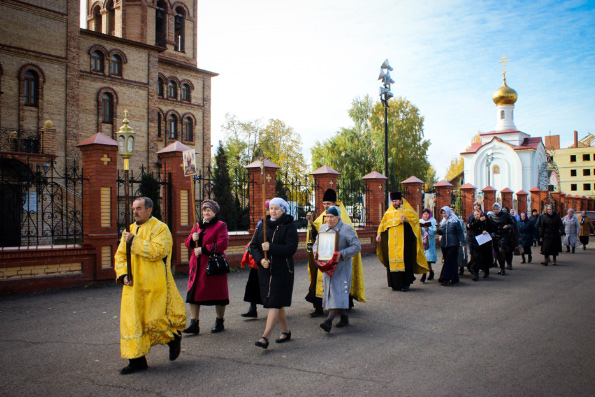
xmin=492 ymin=56 xmax=517 ymax=105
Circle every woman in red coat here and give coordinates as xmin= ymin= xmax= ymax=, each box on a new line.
xmin=183 ymin=199 xmax=229 ymax=334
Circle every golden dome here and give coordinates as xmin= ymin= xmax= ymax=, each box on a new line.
xmin=492 ymin=81 xmax=517 ymax=105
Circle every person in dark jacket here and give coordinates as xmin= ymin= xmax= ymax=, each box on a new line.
xmin=466 ymin=208 xmax=495 ymax=280
xmin=250 ymin=197 xmax=298 ymax=349
xmin=489 ymin=203 xmax=518 ymax=275
xmin=517 ymin=211 xmax=535 ymax=263
xmin=529 ymin=209 xmax=540 ymax=246
xmin=539 ymin=204 xmax=564 ymax=266
xmin=436 ymin=206 xmax=466 ymax=285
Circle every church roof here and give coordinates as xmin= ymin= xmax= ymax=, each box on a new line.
xmin=461 ymin=135 xmax=542 ymax=155
xmin=516 ymin=137 xmax=542 ymax=150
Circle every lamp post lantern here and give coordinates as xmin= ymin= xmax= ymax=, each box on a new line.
xmin=378 ymin=59 xmax=394 ymax=195
xmin=116 ymin=109 xmax=136 ymax=282
xmin=486 ymin=151 xmax=494 ymax=187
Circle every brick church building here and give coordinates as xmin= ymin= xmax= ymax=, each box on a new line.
xmin=0 ymin=0 xmax=216 ymax=173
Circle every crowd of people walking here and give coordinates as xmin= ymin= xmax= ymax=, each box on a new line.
xmin=113 ymin=192 xmax=593 ymax=375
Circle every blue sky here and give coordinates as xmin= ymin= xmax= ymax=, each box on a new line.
xmin=82 ymin=0 xmax=595 ymax=178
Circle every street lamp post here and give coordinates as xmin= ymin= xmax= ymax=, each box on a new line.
xmin=378 ymin=59 xmax=394 ymax=188
xmin=486 ymin=151 xmax=494 ymax=187
xmin=116 ymin=109 xmax=137 ymax=282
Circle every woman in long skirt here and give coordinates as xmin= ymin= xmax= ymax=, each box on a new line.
xmin=436 ymin=207 xmax=466 ymax=286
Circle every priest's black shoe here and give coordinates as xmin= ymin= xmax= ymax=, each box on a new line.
xmin=241 ymin=305 xmax=257 ymax=318
xmin=320 ymin=319 xmax=332 ymax=333
xmin=427 ymin=270 xmax=435 ymax=280
xmin=183 ymin=319 xmax=199 ymax=334
xmin=168 ymin=333 xmax=181 ymax=361
xmin=309 ymin=308 xmax=324 ymax=317
xmin=211 ymin=318 xmax=225 ymax=333
xmin=335 ymin=315 xmax=349 ymax=328
xmin=420 ymin=273 xmax=427 ymax=283
xmin=120 ymin=356 xmax=148 ymax=375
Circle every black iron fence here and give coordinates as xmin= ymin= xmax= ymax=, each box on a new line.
xmin=275 ymin=173 xmax=316 ymax=229
xmin=0 ymin=128 xmax=42 ymax=154
xmin=116 ymin=165 xmax=172 ymax=240
xmin=0 ymin=158 xmax=83 ymax=247
xmin=337 ymin=178 xmax=370 ymax=228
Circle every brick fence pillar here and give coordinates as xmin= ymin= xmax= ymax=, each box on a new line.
xmin=42 ymin=120 xmax=56 ymax=156
xmin=566 ymin=195 xmax=575 ymax=212
xmin=362 ymin=171 xmax=387 ymax=229
xmin=246 ymin=159 xmax=280 ymax=232
xmin=434 ymin=180 xmax=454 ymax=213
xmin=482 ymin=186 xmax=497 ymax=211
xmin=402 ymin=176 xmax=424 ymax=215
xmin=589 ymin=198 xmax=595 ymax=211
xmin=310 ymin=165 xmax=341 ymax=219
xmin=551 ymin=192 xmax=565 ymax=214
xmin=76 ymin=132 xmax=119 ymax=281
xmin=529 ymin=187 xmax=541 ymax=212
xmin=516 ymin=190 xmax=528 ymax=214
xmin=157 ymin=142 xmax=193 ymax=272
xmin=459 ymin=183 xmax=477 ymax=220
xmin=501 ymin=187 xmax=513 ymax=210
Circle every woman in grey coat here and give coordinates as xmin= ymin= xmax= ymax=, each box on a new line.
xmin=314 ymin=206 xmax=361 ymax=333
xmin=562 ymin=208 xmax=580 ymax=253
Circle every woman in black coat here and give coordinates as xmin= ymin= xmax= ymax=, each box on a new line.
xmin=517 ymin=212 xmax=535 ymax=263
xmin=467 ymin=209 xmax=496 ymax=280
xmin=250 ymin=197 xmax=298 ymax=349
xmin=489 ymin=203 xmax=518 ymax=275
xmin=539 ymin=204 xmax=564 ymax=266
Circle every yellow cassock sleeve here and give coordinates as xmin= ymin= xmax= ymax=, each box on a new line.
xmin=114 ymin=217 xmax=186 ymax=359
xmin=376 ymin=199 xmax=429 ymax=274
xmin=306 ymin=201 xmax=366 ymax=303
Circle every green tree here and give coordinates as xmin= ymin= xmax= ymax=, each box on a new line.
xmin=213 ymin=143 xmax=236 ymax=229
xmin=312 ymin=95 xmax=432 ymax=189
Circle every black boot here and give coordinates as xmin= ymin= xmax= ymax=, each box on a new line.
xmin=120 ymin=356 xmax=148 ymax=375
xmin=183 ymin=319 xmax=199 ymax=335
xmin=572 ymin=246 xmax=575 ymax=253
xmin=167 ymin=332 xmax=181 ymax=361
xmin=521 ymin=254 xmax=526 ymax=264
xmin=320 ymin=319 xmax=332 ymax=333
xmin=211 ymin=318 xmax=225 ymax=333
xmin=310 ymin=307 xmax=324 ymax=317
xmin=566 ymin=247 xmax=570 ymax=252
xmin=336 ymin=315 xmax=349 ymax=328
xmin=472 ymin=272 xmax=479 ymax=281
xmin=427 ymin=270 xmax=435 ymax=280
xmin=241 ymin=304 xmax=257 ymax=318
xmin=482 ymin=269 xmax=489 ymax=278
xmin=420 ymin=273 xmax=427 ymax=283
xmin=459 ymin=266 xmax=465 ymax=275
xmin=528 ymin=253 xmax=532 ymax=263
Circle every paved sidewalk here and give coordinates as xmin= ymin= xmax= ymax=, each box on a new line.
xmin=1 ymin=246 xmax=594 ymax=396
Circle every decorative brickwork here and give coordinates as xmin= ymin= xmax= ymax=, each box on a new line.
xmin=459 ymin=183 xmax=477 ymax=221
xmin=310 ymin=165 xmax=341 ymax=219
xmin=500 ymin=187 xmax=513 ymax=209
xmin=481 ymin=186 xmax=497 ymax=211
xmin=435 ymin=180 xmax=454 ymax=213
xmin=362 ymin=171 xmax=387 ymax=228
xmin=516 ymin=190 xmax=528 ymax=214
xmin=402 ymin=176 xmax=424 ymax=215
xmin=246 ymin=159 xmax=280 ymax=232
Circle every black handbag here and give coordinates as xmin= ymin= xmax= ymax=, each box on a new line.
xmin=206 ymin=243 xmax=230 ymax=275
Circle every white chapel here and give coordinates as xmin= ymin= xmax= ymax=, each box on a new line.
xmin=461 ymin=62 xmax=547 ymax=193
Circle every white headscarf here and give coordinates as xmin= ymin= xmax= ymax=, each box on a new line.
xmin=269 ymin=197 xmax=289 ymax=213
xmin=440 ymin=206 xmax=459 ymax=227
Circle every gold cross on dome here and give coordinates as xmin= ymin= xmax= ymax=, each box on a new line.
xmin=101 ymin=154 xmax=111 ymax=165
xmin=498 ymin=56 xmax=510 ymax=81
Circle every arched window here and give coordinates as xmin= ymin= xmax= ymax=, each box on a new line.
xmin=24 ymin=70 xmax=39 ymax=106
xmin=500 ymin=110 xmax=505 ymax=119
xmin=101 ymin=93 xmax=113 ymax=123
xmin=110 ymin=55 xmax=122 ymax=76
xmin=106 ymin=0 xmax=115 ymax=35
xmin=92 ymin=5 xmax=102 ymax=32
xmin=91 ymin=51 xmax=104 ymax=72
xmin=168 ymin=81 xmax=177 ymax=99
xmin=184 ymin=117 xmax=193 ymax=141
xmin=181 ymin=83 xmax=191 ymax=102
xmin=155 ymin=1 xmax=167 ymax=46
xmin=174 ymin=7 xmax=185 ymax=52
xmin=158 ymin=77 xmax=164 ymax=97
xmin=157 ymin=112 xmax=162 ymax=138
xmin=168 ymin=114 xmax=178 ymax=139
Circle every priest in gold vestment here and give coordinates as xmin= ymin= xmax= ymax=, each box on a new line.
xmin=306 ymin=189 xmax=366 ymax=316
xmin=115 ymin=197 xmax=186 ymax=374
xmin=376 ymin=192 xmax=428 ymax=291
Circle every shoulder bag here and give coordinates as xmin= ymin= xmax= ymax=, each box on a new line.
xmin=206 ymin=242 xmax=230 ymax=275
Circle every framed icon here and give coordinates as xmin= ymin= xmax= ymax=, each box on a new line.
xmin=183 ymin=149 xmax=197 ymax=176
xmin=317 ymin=231 xmax=338 ymax=261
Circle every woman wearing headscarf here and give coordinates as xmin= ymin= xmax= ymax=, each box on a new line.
xmin=517 ymin=211 xmax=535 ymax=263
xmin=250 ymin=197 xmax=298 ymax=349
xmin=183 ymin=199 xmax=230 ymax=335
xmin=420 ymin=208 xmax=437 ymax=283
xmin=489 ymin=203 xmax=518 ymax=275
xmin=562 ymin=209 xmax=580 ymax=253
xmin=466 ymin=208 xmax=495 ymax=280
xmin=436 ymin=206 xmax=466 ymax=285
xmin=578 ymin=210 xmax=594 ymax=250
xmin=539 ymin=204 xmax=563 ymax=266
xmin=315 ymin=206 xmax=361 ymax=333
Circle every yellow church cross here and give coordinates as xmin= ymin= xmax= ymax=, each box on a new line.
xmin=498 ymin=55 xmax=510 ymax=82
xmin=101 ymin=154 xmax=111 ymax=165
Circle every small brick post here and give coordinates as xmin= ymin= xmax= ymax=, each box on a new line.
xmin=529 ymin=187 xmax=541 ymax=212
xmin=76 ymin=132 xmax=119 ymax=281
xmin=566 ymin=195 xmax=575 ymax=212
xmin=42 ymin=120 xmax=56 ymax=156
xmin=434 ymin=180 xmax=454 ymax=213
xmin=246 ymin=159 xmax=280 ymax=232
xmin=459 ymin=183 xmax=477 ymax=221
xmin=481 ymin=186 xmax=497 ymax=211
xmin=310 ymin=165 xmax=341 ymax=219
xmin=402 ymin=176 xmax=424 ymax=215
xmin=516 ymin=190 xmax=528 ymax=214
xmin=157 ymin=141 xmax=194 ymax=272
xmin=501 ymin=187 xmax=513 ymax=210
xmin=362 ymin=171 xmax=388 ymax=228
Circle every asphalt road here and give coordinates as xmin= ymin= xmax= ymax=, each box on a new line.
xmin=1 ymin=246 xmax=594 ymax=397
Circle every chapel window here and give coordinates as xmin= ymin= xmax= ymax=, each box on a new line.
xmin=92 ymin=5 xmax=102 ymax=32
xmin=181 ymin=83 xmax=191 ymax=102
xmin=91 ymin=51 xmax=104 ymax=73
xmin=184 ymin=117 xmax=193 ymax=141
xmin=23 ymin=70 xmax=39 ymax=106
xmin=158 ymin=78 xmax=164 ymax=97
xmin=174 ymin=7 xmax=185 ymax=52
xmin=110 ymin=55 xmax=122 ymax=76
xmin=101 ymin=93 xmax=113 ymax=123
xmin=169 ymin=115 xmax=178 ymax=139
xmin=155 ymin=1 xmax=167 ymax=47
xmin=106 ymin=0 xmax=115 ymax=35
xmin=168 ymin=81 xmax=177 ymax=99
